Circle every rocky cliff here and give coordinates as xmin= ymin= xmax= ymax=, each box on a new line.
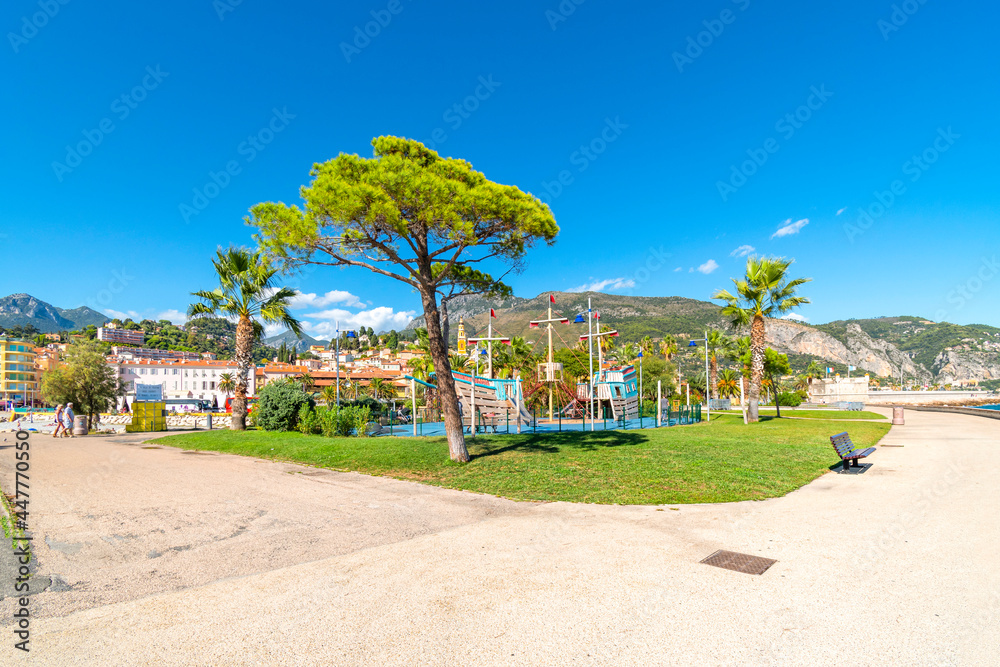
xmin=766 ymin=320 xmax=930 ymax=380
xmin=932 ymin=343 xmax=1000 ymax=384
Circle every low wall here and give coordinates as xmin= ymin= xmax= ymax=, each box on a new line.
xmin=101 ymin=413 xmax=234 ymax=428
xmin=899 ymin=405 xmax=1000 ymax=421
xmin=866 ymin=391 xmax=991 ymax=405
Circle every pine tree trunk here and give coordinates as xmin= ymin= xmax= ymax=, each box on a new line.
xmin=440 ymin=298 xmax=450 ymax=351
xmin=421 ymin=288 xmax=469 ymax=462
xmin=748 ymin=315 xmax=766 ymax=423
xmin=231 ymin=315 xmax=254 ymax=431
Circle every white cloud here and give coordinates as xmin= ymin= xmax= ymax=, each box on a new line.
xmin=673 ymin=267 xmax=682 ymax=272
xmin=771 ymin=218 xmax=809 ymax=239
xmin=836 ymin=207 xmax=847 ymax=216
xmin=289 ymin=290 xmax=363 ymax=309
xmin=157 ymin=309 xmax=188 ymax=325
xmin=103 ymin=308 xmax=140 ymax=320
xmin=696 ymin=259 xmax=720 ymax=275
xmin=567 ymin=277 xmax=636 ymax=293
xmin=730 ymin=244 xmax=755 ymax=258
xmin=781 ymin=313 xmax=809 ymax=323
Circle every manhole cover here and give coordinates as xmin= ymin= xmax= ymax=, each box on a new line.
xmin=701 ymin=550 xmax=776 ymax=575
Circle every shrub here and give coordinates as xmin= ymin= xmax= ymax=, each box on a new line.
xmin=315 ymin=405 xmax=354 ymax=437
xmin=255 ymin=379 xmax=313 ymax=432
xmin=350 ymin=406 xmax=372 ymax=437
xmin=297 ymin=404 xmax=320 ymax=435
xmin=776 ymin=391 xmax=802 ymax=407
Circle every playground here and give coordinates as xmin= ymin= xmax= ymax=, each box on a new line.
xmin=397 ymin=295 xmax=704 ymax=438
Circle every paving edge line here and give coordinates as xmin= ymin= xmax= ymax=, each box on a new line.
xmin=896 ymin=405 xmax=1000 ymax=421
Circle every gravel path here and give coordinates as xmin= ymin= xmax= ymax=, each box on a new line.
xmin=1 ymin=409 xmax=997 ymax=665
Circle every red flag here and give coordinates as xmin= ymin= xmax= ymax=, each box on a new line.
xmin=490 ymin=308 xmax=496 ymax=318
xmin=550 ymin=294 xmax=556 ymax=304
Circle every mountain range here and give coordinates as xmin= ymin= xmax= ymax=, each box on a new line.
xmin=261 ymin=330 xmax=329 ymax=352
xmin=5 ymin=291 xmax=998 ymax=383
xmin=405 ymin=292 xmax=1000 ymax=384
xmin=0 ymin=293 xmax=108 ymax=333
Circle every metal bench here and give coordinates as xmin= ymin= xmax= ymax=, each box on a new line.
xmin=830 ymin=431 xmax=876 ymax=471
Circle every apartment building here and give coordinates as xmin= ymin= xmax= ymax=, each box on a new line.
xmin=111 ymin=358 xmax=255 ymax=407
xmin=0 ymin=337 xmax=38 ymax=407
xmin=97 ymin=326 xmax=145 ymax=346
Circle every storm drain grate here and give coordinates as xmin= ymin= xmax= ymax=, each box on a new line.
xmin=701 ymin=550 xmax=777 ymax=575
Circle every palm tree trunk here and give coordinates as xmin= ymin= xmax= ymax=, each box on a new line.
xmin=420 ymin=286 xmax=469 ymax=462
xmin=773 ymin=373 xmax=781 ymax=418
xmin=709 ymin=355 xmax=719 ymax=400
xmin=231 ymin=314 xmax=254 ymax=430
xmin=748 ymin=315 xmax=766 ymax=423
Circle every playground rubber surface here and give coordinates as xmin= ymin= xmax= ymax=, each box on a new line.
xmin=1 ymin=408 xmax=997 ymax=665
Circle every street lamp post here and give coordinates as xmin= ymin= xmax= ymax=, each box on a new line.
xmin=688 ymin=330 xmax=711 ymax=423
xmin=335 ymin=320 xmax=340 ymax=407
xmin=638 ymin=351 xmax=643 ymax=417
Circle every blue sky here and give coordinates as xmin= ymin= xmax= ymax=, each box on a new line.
xmin=2 ymin=0 xmax=998 ymax=336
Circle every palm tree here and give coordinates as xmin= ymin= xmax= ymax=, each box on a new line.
xmin=189 ymin=247 xmax=301 ymax=430
xmin=639 ymin=336 xmax=654 ymax=357
xmin=716 ymin=369 xmax=740 ymax=400
xmin=659 ymin=337 xmax=678 ymax=363
xmin=297 ymin=371 xmax=314 ymax=391
xmin=408 ymin=355 xmax=433 ymax=382
xmin=367 ymin=377 xmax=396 ymax=401
xmin=706 ymin=330 xmax=730 ymax=400
xmin=615 ymin=342 xmax=639 ymax=365
xmin=794 ymin=375 xmax=810 ymax=393
xmin=713 ymin=256 xmax=810 ymax=422
xmin=218 ymin=373 xmax=236 ymax=401
xmin=320 ymin=385 xmax=337 ymax=405
xmin=449 ymin=354 xmax=469 ymax=371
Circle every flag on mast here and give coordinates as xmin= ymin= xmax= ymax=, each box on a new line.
xmin=490 ymin=308 xmax=496 ymax=318
xmin=550 ymin=294 xmax=556 ymax=304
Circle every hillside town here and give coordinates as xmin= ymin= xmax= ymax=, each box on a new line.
xmin=1 ymin=321 xmax=424 ymax=413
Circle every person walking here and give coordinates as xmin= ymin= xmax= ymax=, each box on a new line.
xmin=63 ymin=402 xmax=76 ymax=438
xmin=52 ymin=404 xmax=64 ymax=438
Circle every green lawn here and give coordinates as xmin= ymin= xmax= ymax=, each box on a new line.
xmin=718 ymin=409 xmax=887 ymax=420
xmin=155 ymin=414 xmax=891 ymax=505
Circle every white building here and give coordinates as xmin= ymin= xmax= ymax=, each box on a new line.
xmin=110 ymin=358 xmax=256 ymax=408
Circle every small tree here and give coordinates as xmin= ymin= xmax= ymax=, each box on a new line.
xmin=706 ymin=330 xmax=731 ymax=400
xmin=189 ymin=247 xmax=302 ymax=430
xmin=713 ymin=257 xmax=810 ymax=423
xmin=249 ymin=137 xmax=558 ymax=462
xmin=41 ymin=340 xmax=122 ymax=428
xmin=218 ymin=373 xmax=236 ymax=400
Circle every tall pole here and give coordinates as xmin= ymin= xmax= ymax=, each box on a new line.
xmin=739 ymin=375 xmax=747 ymax=425
xmin=487 ymin=317 xmax=493 ymax=379
xmin=639 ymin=352 xmax=643 ymax=416
xmin=411 ymin=376 xmax=417 ymax=437
xmin=588 ymin=298 xmax=594 ymax=432
xmin=547 ymin=298 xmax=554 ymax=421
xmin=704 ymin=330 xmax=710 ymax=423
xmin=656 ymin=379 xmax=662 ymax=427
xmin=335 ymin=320 xmax=340 ymax=407
xmin=471 ymin=350 xmax=477 ymax=435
